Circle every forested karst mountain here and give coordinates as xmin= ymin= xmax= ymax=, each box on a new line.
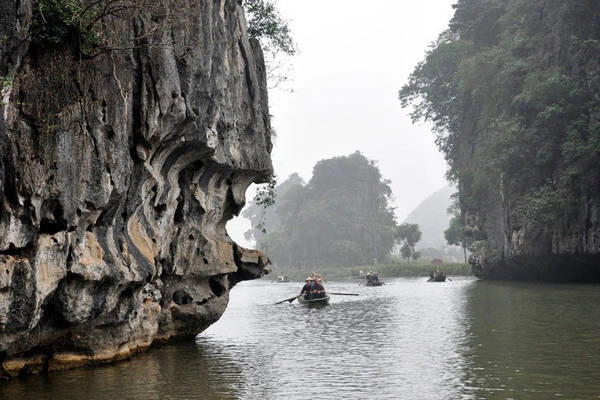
xmin=244 ymin=152 xmax=397 ymax=267
xmin=400 ymin=0 xmax=600 ymax=281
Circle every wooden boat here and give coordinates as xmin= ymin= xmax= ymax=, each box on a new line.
xmin=427 ymin=271 xmax=447 ymax=282
xmin=297 ymin=295 xmax=330 ymax=306
xmin=363 ymin=272 xmax=384 ymax=286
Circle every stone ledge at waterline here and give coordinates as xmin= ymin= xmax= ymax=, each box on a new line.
xmin=0 ymin=0 xmax=271 ymax=378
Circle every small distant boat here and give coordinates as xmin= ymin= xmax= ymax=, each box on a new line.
xmin=362 ymin=272 xmax=384 ymax=286
xmin=274 ymin=274 xmax=289 ymax=283
xmin=297 ymin=295 xmax=330 ymax=306
xmin=427 ymin=271 xmax=447 ymax=282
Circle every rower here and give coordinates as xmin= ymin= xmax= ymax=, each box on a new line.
xmin=300 ymin=277 xmax=313 ymax=299
xmin=311 ymin=275 xmax=326 ymax=299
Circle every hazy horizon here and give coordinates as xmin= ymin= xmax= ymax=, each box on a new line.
xmin=228 ymin=1 xmax=456 ymax=247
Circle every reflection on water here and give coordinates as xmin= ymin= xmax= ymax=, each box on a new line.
xmin=2 ymin=278 xmax=600 ymax=399
xmin=197 ymin=278 xmax=474 ymax=400
xmin=460 ymin=281 xmax=600 ymax=400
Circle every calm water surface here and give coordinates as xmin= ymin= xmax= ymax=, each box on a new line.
xmin=2 ymin=277 xmax=600 ymax=399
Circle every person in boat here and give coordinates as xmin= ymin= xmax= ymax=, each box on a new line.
xmin=311 ymin=275 xmax=326 ymax=299
xmin=311 ymin=272 xmax=323 ymax=282
xmin=428 ymin=269 xmax=446 ymax=282
xmin=366 ymin=271 xmax=381 ymax=285
xmin=300 ymin=277 xmax=314 ymax=300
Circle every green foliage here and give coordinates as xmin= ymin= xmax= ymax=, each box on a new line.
xmin=245 ymin=152 xmax=398 ymax=267
xmin=0 ymin=75 xmax=15 ymax=88
xmin=32 ymin=0 xmax=81 ymax=45
xmin=31 ymin=0 xmax=101 ymax=55
xmin=443 ymin=216 xmax=463 ymax=248
xmin=242 ymin=0 xmax=296 ymax=88
xmin=513 ymin=184 xmax=575 ymax=227
xmin=243 ymin=0 xmax=296 ymax=56
xmin=0 ymin=75 xmax=16 ymax=106
xmin=251 ymin=175 xmax=278 ymax=234
xmin=267 ymin=261 xmax=472 ymax=282
xmin=243 ymin=173 xmax=303 ymax=244
xmin=444 ymin=214 xmax=479 ymax=262
xmin=254 ymin=175 xmax=278 ymax=208
xmin=29 ymin=0 xmax=294 ymax=59
xmin=395 ymin=223 xmax=422 ymax=263
xmin=399 ymin=0 xmax=600 ymax=231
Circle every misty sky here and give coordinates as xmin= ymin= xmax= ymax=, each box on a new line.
xmin=228 ymin=0 xmax=456 ymax=246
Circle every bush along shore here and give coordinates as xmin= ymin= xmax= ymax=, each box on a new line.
xmin=265 ymin=262 xmax=473 ymax=282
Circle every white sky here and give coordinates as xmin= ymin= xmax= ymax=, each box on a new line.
xmin=228 ymin=0 xmax=456 ymax=247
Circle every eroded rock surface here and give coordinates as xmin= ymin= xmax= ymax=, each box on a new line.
xmin=0 ymin=0 xmax=271 ymax=377
xmin=465 ymin=189 xmax=600 ymax=282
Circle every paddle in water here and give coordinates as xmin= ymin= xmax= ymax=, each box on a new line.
xmin=328 ymin=292 xmax=359 ymax=296
xmin=274 ymin=294 xmax=301 ymax=305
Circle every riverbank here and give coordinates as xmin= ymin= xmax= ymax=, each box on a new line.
xmin=265 ymin=262 xmax=472 ymax=282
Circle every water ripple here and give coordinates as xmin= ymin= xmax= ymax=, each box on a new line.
xmin=4 ymin=278 xmax=600 ymax=399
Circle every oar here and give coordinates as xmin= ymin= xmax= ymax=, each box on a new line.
xmin=328 ymin=292 xmax=359 ymax=296
xmin=274 ymin=294 xmax=301 ymax=305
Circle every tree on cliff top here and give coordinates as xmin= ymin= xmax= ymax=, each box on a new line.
xmin=243 ymin=0 xmax=296 ymax=88
xmin=243 ymin=0 xmax=295 ymax=56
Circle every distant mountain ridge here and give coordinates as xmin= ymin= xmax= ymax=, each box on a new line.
xmin=403 ymin=185 xmax=455 ymax=249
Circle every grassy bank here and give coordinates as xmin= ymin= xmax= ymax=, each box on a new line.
xmin=264 ymin=262 xmax=473 ymax=282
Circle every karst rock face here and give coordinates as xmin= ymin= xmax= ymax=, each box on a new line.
xmin=0 ymin=0 xmax=271 ymax=377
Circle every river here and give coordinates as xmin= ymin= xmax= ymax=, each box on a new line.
xmin=2 ymin=277 xmax=600 ymax=399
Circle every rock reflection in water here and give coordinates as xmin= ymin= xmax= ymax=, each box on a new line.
xmin=0 ymin=341 xmax=246 ymax=400
xmin=459 ymin=281 xmax=600 ymax=400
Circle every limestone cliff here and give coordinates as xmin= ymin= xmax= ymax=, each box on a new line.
xmin=466 ymin=178 xmax=600 ymax=282
xmin=460 ymin=3 xmax=600 ymax=282
xmin=400 ymin=1 xmax=600 ymax=282
xmin=0 ymin=0 xmax=272 ymax=377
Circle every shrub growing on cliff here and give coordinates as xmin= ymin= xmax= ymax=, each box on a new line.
xmin=31 ymin=0 xmax=148 ymax=55
xmin=31 ymin=0 xmax=101 ymax=53
xmin=243 ymin=0 xmax=296 ymax=88
xmin=243 ymin=0 xmax=295 ymax=56
xmin=513 ymin=184 xmax=576 ymax=228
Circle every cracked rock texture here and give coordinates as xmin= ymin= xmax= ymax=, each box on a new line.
xmin=0 ymin=0 xmax=271 ymax=377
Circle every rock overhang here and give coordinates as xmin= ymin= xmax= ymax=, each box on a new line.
xmin=0 ymin=0 xmax=271 ymax=377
